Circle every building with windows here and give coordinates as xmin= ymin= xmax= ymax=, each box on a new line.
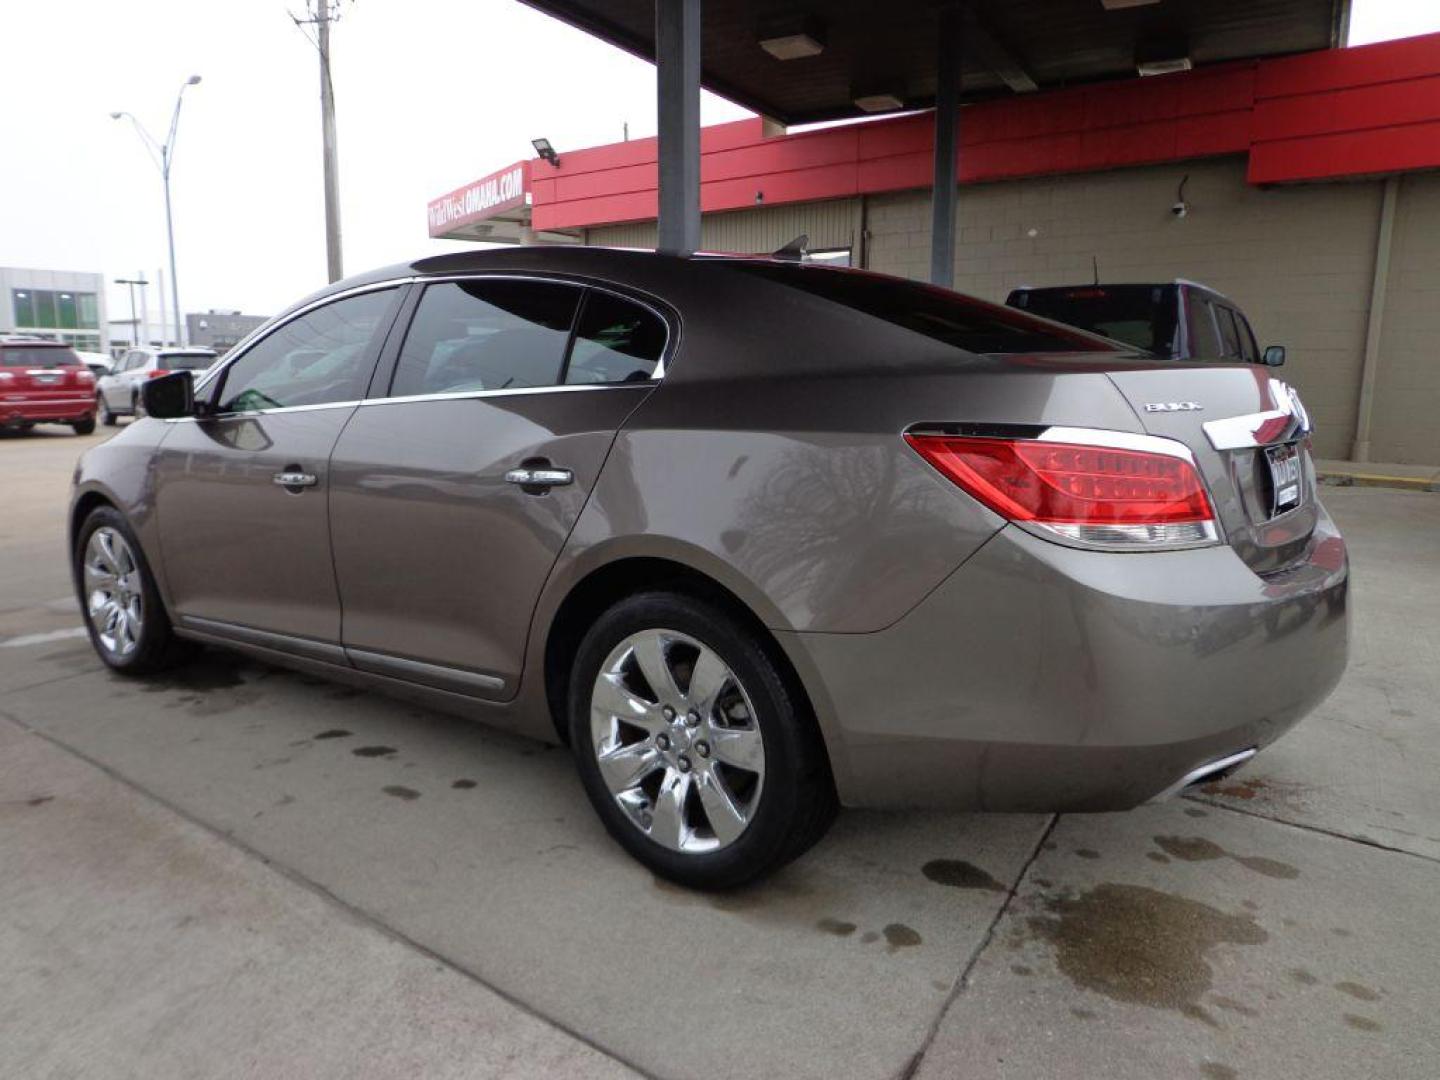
xmin=186 ymin=310 xmax=269 ymax=354
xmin=1 ymin=267 xmax=108 ymax=353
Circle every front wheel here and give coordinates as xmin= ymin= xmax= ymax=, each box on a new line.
xmin=75 ymin=506 xmax=191 ymax=674
xmin=568 ymin=591 xmax=836 ymax=889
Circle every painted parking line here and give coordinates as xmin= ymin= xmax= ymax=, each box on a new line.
xmin=1 ymin=627 xmax=88 ymax=648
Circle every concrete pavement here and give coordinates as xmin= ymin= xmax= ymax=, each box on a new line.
xmin=2 ymin=421 xmax=1438 ymax=1079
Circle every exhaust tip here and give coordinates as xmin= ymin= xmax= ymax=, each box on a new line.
xmin=1149 ymin=748 xmax=1257 ymax=803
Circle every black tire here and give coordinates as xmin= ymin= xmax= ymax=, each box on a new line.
xmin=72 ymin=416 xmax=96 ymax=435
xmin=98 ymin=395 xmax=117 ymax=426
xmin=74 ymin=505 xmax=193 ymax=675
xmin=568 ymin=591 xmax=837 ymax=889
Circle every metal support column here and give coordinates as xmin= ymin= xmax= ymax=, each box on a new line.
xmin=656 ymin=0 xmax=701 ymax=255
xmin=1351 ymin=175 xmax=1400 ymax=462
xmin=930 ymin=5 xmax=962 ymax=288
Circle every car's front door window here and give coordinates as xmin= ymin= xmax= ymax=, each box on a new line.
xmin=390 ymin=279 xmax=581 ymax=397
xmin=215 ymin=288 xmax=398 ymax=414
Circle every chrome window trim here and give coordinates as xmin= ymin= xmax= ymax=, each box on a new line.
xmin=359 ymin=383 xmax=651 ymax=409
xmin=162 ymin=398 xmax=364 ymax=423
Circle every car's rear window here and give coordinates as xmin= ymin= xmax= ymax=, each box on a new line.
xmin=725 ymin=262 xmax=1111 ymax=354
xmin=159 ymin=352 xmax=215 ymax=371
xmin=1008 ymin=285 xmax=1178 ymax=355
xmin=0 ymin=345 xmax=82 ymax=368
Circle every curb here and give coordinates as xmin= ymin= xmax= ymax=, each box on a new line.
xmin=1317 ymin=471 xmax=1440 ymax=493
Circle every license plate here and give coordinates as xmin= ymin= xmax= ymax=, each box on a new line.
xmin=1265 ymin=442 xmax=1301 ymax=515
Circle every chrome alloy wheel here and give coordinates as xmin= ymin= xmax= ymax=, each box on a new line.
xmin=84 ymin=527 xmax=144 ymax=657
xmin=589 ymin=629 xmax=766 ymax=854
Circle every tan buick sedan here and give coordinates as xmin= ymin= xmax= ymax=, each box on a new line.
xmin=70 ymin=247 xmax=1348 ymax=887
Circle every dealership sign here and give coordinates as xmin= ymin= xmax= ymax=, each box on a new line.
xmin=427 ymin=162 xmax=529 ymax=236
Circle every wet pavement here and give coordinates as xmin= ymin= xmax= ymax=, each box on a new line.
xmin=3 ymin=423 xmax=1438 ymax=1079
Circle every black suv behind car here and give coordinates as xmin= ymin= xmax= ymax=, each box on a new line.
xmin=1006 ymin=281 xmax=1285 ymax=367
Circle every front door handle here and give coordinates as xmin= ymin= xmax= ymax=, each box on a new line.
xmin=273 ymin=470 xmax=318 ymax=489
xmin=504 ymin=466 xmax=573 ymax=489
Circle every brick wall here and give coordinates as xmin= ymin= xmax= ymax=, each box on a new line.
xmin=865 ymin=158 xmax=1393 ymax=462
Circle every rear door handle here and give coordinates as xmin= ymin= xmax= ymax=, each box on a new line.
xmin=504 ymin=466 xmax=573 ymax=488
xmin=273 ymin=470 xmax=318 ymax=489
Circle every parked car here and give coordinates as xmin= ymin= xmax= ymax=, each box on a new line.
xmin=69 ymin=248 xmax=1348 ymax=887
xmin=95 ymin=346 xmax=217 ymax=425
xmin=1006 ymin=280 xmax=1287 ymax=366
xmin=76 ymin=350 xmax=116 ymax=379
xmin=0 ymin=337 xmax=96 ymax=434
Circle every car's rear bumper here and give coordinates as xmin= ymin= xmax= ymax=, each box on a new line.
xmin=1 ymin=394 xmax=94 ymax=425
xmin=782 ymin=506 xmax=1349 ymax=811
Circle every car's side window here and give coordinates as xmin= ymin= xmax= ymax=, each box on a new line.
xmin=563 ymin=290 xmax=666 ymax=384
xmin=390 ymin=279 xmax=582 ymax=397
xmin=1234 ymin=311 xmax=1260 ymax=363
xmin=1186 ymin=294 xmax=1222 ymax=359
xmin=214 ymin=288 xmax=397 ymax=414
xmin=1215 ymin=305 xmax=1243 ymax=361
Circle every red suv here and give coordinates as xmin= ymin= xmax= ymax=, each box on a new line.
xmin=0 ymin=338 xmax=98 ymax=434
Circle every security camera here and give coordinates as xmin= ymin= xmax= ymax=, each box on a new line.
xmin=1171 ymin=201 xmax=1189 ymax=218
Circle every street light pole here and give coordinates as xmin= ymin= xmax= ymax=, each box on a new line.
xmin=115 ymin=276 xmax=148 ymax=348
xmin=111 ymin=74 xmax=201 ymax=346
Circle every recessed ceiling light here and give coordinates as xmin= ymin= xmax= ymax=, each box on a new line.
xmin=853 ymin=92 xmax=905 ymax=113
xmin=1137 ymin=56 xmax=1192 ymax=76
xmin=759 ymin=17 xmax=825 ymax=60
xmin=760 ymin=32 xmax=824 ymax=60
xmin=1101 ymin=0 xmax=1162 ymax=9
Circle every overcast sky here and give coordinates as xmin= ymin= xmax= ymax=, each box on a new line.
xmin=1 ymin=0 xmax=1436 ymax=328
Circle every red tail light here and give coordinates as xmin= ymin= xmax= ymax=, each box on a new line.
xmin=147 ymin=369 xmax=168 ymax=379
xmin=905 ymin=432 xmax=1218 ymax=549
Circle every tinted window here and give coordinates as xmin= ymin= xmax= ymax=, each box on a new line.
xmin=216 ymin=288 xmax=396 ymax=413
xmin=1010 ymin=286 xmax=1177 ymax=355
xmin=160 ymin=352 xmax=215 ymax=371
xmin=729 ymin=262 xmax=1109 ymax=354
xmin=1215 ymin=305 xmax=1243 ymax=360
xmin=0 ymin=345 xmax=81 ymax=368
xmin=1186 ymin=294 xmax=1222 ymax=359
xmin=564 ymin=291 xmax=666 ymax=384
xmin=1233 ymin=311 xmax=1260 ymax=363
xmin=393 ymin=280 xmax=580 ymax=396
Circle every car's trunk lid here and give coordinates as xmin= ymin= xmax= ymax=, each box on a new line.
xmin=1104 ymin=364 xmax=1317 ymax=573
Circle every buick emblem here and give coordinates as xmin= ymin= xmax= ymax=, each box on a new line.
xmin=1143 ymin=401 xmax=1204 ymax=412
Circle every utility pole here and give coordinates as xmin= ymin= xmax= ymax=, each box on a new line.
xmin=115 ymin=277 xmax=148 ymax=348
xmin=295 ymin=1 xmax=345 ymax=283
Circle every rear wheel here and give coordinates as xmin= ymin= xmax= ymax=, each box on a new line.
xmin=98 ymin=394 xmax=117 ymax=426
xmin=72 ymin=416 xmax=96 ymax=435
xmin=75 ymin=506 xmax=191 ymax=675
xmin=568 ymin=591 xmax=836 ymax=889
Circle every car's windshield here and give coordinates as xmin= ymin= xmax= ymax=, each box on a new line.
xmin=0 ymin=345 xmax=82 ymax=368
xmin=159 ymin=352 xmax=215 ymax=371
xmin=1008 ymin=285 xmax=1178 ymax=355
xmin=724 ymin=262 xmax=1112 ymax=354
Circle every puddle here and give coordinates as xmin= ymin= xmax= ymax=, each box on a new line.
xmin=1026 ymin=883 xmax=1267 ymax=1020
xmin=922 ymin=859 xmax=1006 ymax=891
xmin=352 ymin=746 xmax=398 ymax=758
xmin=1153 ymin=835 xmax=1300 ymax=880
xmin=882 ymin=923 xmax=922 ymax=951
